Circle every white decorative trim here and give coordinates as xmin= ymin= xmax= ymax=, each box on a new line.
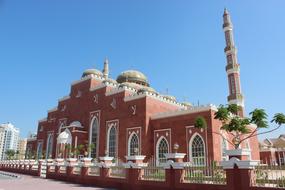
xmin=224 ymin=149 xmax=251 ymax=156
xmin=99 ymin=156 xmax=113 ymax=161
xmin=110 ymin=98 xmax=116 ymax=109
xmin=220 ymin=157 xmax=259 ymax=169
xmin=38 ymin=118 xmax=47 ymax=123
xmin=228 ymin=99 xmax=245 ymax=108
xmin=226 ymin=67 xmax=240 ymax=75
xmin=162 ymin=160 xmax=191 ymax=169
xmin=124 ymin=93 xmax=186 ymax=109
xmin=89 ymin=83 xmax=107 ymax=92
xmin=58 ymin=96 xmax=70 ymax=102
xmin=71 ymin=75 xmax=104 ymax=86
xmin=125 ymin=155 xmax=146 ymax=161
xmin=164 ymin=153 xmax=186 ymax=159
xmin=151 ymin=104 xmax=217 ymax=120
xmin=123 ymin=160 xmax=148 ymax=169
xmin=105 ymin=88 xmax=134 ymax=96
xmin=48 ymin=107 xmax=58 ymax=113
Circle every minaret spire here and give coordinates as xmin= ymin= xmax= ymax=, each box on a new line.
xmin=103 ymin=57 xmax=109 ymax=79
xmin=223 ymin=9 xmax=245 ymax=117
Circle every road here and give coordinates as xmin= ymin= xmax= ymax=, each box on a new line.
xmin=0 ymin=172 xmax=115 ymax=190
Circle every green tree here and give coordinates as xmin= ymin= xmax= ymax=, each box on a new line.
xmin=5 ymin=149 xmax=16 ymax=160
xmin=213 ymin=104 xmax=285 ymax=149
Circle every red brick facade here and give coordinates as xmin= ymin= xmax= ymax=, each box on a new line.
xmin=26 ymin=71 xmax=259 ymax=163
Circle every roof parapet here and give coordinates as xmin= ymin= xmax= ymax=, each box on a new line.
xmin=151 ymin=104 xmax=217 ymax=120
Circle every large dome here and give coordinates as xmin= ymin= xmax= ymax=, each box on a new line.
xmin=82 ymin=69 xmax=103 ymax=78
xmin=116 ymin=70 xmax=149 ymax=86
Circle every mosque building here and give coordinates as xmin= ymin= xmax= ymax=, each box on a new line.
xmin=26 ymin=9 xmax=259 ymax=165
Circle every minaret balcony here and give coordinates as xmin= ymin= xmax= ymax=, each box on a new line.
xmin=224 ymin=46 xmax=236 ymax=53
xmin=226 ymin=63 xmax=240 ymax=71
xmin=227 ymin=93 xmax=244 ymax=102
xmin=223 ymin=23 xmax=232 ymax=28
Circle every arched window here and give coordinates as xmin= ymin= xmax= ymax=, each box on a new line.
xmin=46 ymin=133 xmax=53 ymax=159
xmin=90 ymin=118 xmax=99 ymax=158
xmin=221 ymin=137 xmax=228 ymax=161
xmin=156 ymin=137 xmax=169 ymax=165
xmin=245 ymin=139 xmax=251 ymax=160
xmin=128 ymin=133 xmax=139 ymax=156
xmin=37 ymin=142 xmax=43 ymax=159
xmin=108 ymin=126 xmax=117 ymax=157
xmin=190 ymin=134 xmax=205 ymax=166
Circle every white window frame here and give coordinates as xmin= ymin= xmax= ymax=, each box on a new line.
xmin=89 ymin=116 xmax=100 ymax=158
xmin=46 ymin=133 xmax=53 ymax=159
xmin=37 ymin=140 xmax=43 ymax=159
xmin=107 ymin=125 xmax=117 ymax=158
xmin=189 ymin=133 xmax=206 ymax=166
xmin=128 ymin=132 xmax=139 ymax=156
xmin=156 ymin=136 xmax=169 ymax=166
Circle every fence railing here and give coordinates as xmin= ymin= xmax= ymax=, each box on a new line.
xmin=109 ymin=165 xmax=126 ymax=178
xmin=49 ymin=165 xmax=55 ymax=173
xmin=88 ymin=165 xmax=100 ymax=176
xmin=73 ymin=166 xmax=81 ymax=175
xmin=31 ymin=164 xmax=38 ymax=171
xmin=184 ymin=164 xmax=226 ymax=185
xmin=254 ymin=164 xmax=285 ymax=188
xmin=2 ymin=158 xmax=285 ymax=189
xmin=141 ymin=166 xmax=165 ymax=181
xmin=59 ymin=166 xmax=66 ymax=174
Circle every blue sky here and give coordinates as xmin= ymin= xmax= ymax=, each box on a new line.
xmin=0 ymin=0 xmax=284 ymax=140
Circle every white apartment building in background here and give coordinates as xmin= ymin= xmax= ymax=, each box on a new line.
xmin=0 ymin=123 xmax=20 ymax=160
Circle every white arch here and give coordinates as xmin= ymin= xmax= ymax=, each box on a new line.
xmin=107 ymin=125 xmax=117 ymax=157
xmin=189 ymin=133 xmax=206 ymax=166
xmin=57 ymin=128 xmax=72 ymax=144
xmin=58 ymin=123 xmax=65 ymax=134
xmin=156 ymin=136 xmax=170 ymax=166
xmin=89 ymin=116 xmax=100 ymax=158
xmin=128 ymin=132 xmax=139 ymax=156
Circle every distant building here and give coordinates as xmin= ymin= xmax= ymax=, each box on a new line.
xmin=18 ymin=138 xmax=27 ymax=160
xmin=260 ymin=135 xmax=285 ymax=165
xmin=0 ymin=123 xmax=20 ymax=160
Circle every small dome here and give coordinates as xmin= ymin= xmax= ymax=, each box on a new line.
xmin=117 ymin=70 xmax=149 ymax=86
xmin=82 ymin=69 xmax=103 ymax=78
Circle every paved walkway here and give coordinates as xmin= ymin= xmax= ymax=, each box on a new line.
xmin=0 ymin=172 xmax=115 ymax=190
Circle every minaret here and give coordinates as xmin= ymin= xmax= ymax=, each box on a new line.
xmin=103 ymin=58 xmax=109 ymax=79
xmin=223 ymin=9 xmax=245 ymax=117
